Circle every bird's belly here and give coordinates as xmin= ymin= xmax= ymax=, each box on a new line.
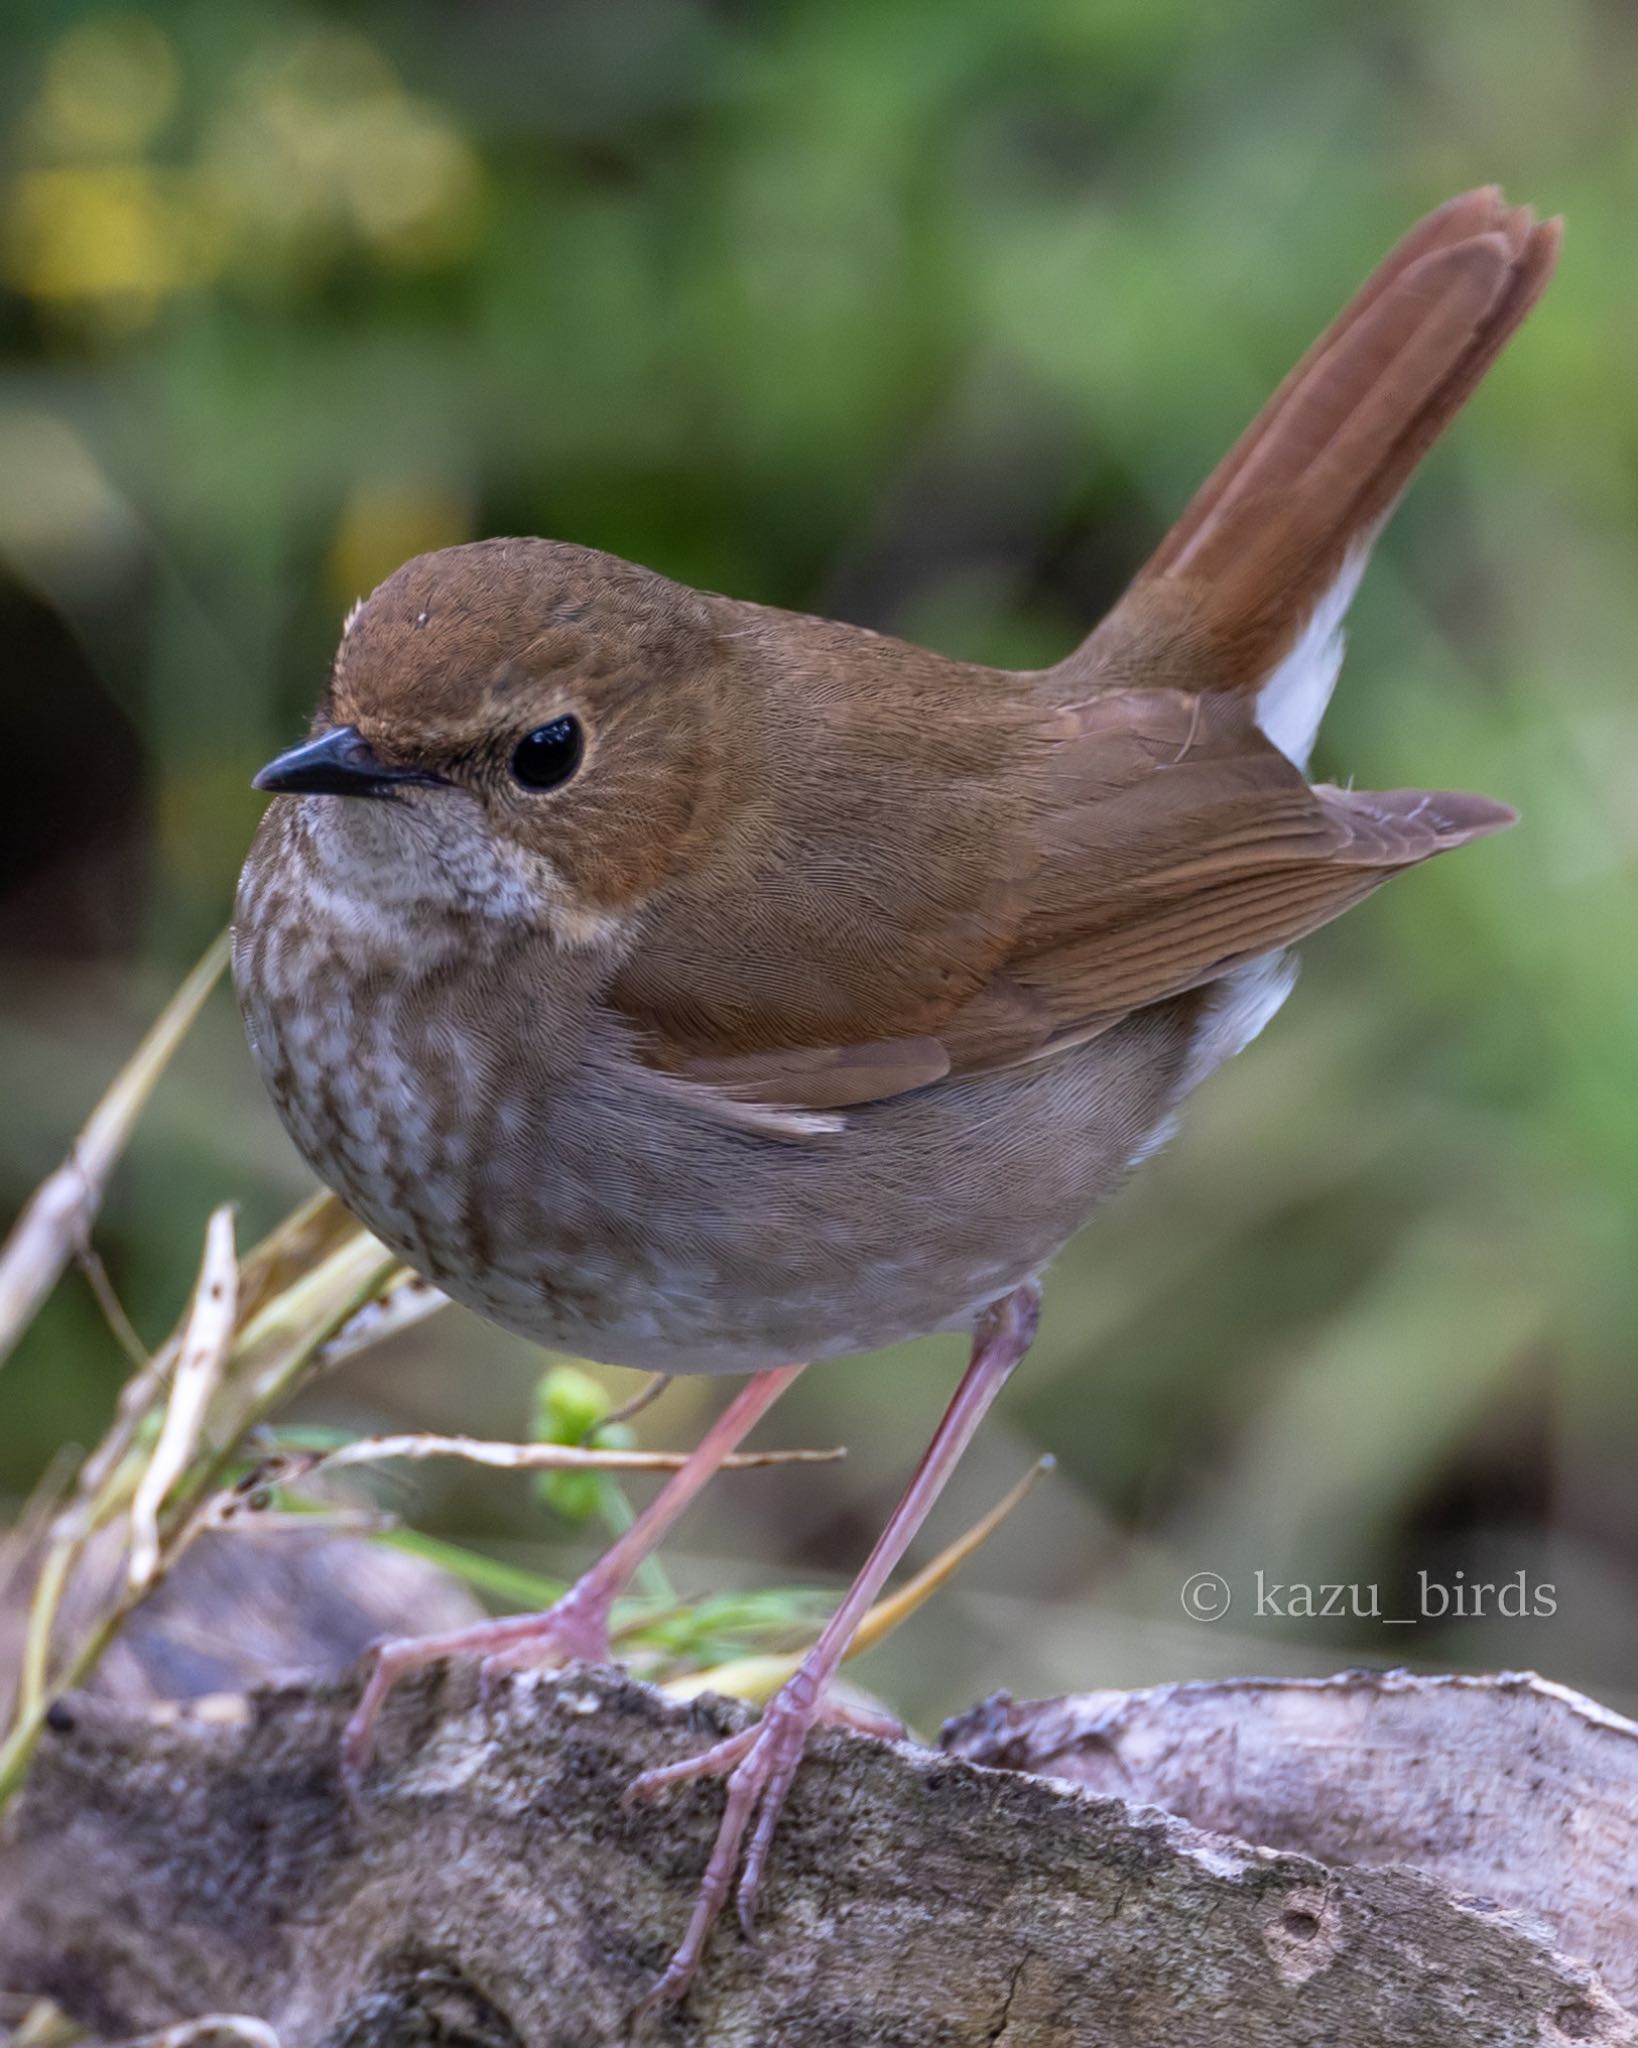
xmin=242 ymin=964 xmax=1237 ymax=1374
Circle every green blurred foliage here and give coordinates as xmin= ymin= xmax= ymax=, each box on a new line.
xmin=532 ymin=1360 xmax=634 ymax=1521
xmin=2 ymin=0 xmax=1635 ymax=1722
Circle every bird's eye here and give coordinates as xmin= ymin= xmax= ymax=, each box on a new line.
xmin=510 ymin=716 xmax=584 ymax=792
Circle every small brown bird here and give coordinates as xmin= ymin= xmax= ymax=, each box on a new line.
xmin=234 ymin=189 xmax=1557 ymax=2003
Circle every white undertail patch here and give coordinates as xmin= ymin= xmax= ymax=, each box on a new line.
xmin=1254 ymin=543 xmax=1370 ymax=770
xmin=1181 ymin=949 xmax=1300 ymax=1093
xmin=1123 ymin=952 xmax=1298 ymax=1172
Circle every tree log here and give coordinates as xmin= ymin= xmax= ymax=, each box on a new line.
xmin=945 ymin=1667 xmax=1638 ymax=2009
xmin=3 ymin=1653 xmax=1634 ymax=2047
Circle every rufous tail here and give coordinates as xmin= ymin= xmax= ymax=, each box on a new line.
xmin=1065 ymin=188 xmax=1559 ymax=700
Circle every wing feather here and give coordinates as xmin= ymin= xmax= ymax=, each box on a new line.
xmin=617 ymin=193 xmax=1547 ymax=1121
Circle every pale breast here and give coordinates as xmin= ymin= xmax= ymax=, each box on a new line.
xmin=234 ymin=806 xmax=1280 ymax=1375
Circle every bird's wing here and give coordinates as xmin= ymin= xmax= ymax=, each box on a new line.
xmin=616 ymin=191 xmax=1551 ymax=1119
xmin=624 ymin=683 xmax=1509 ymax=1120
xmin=934 ymin=688 xmax=1512 ymax=1074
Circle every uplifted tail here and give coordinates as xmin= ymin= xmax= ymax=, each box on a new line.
xmin=1063 ymin=188 xmax=1559 ymax=766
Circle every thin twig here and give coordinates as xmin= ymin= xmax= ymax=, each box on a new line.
xmin=233 ymin=1427 xmax=846 ymax=1492
xmin=600 ymin=1372 xmax=675 ymax=1431
xmin=74 ymin=1242 xmax=151 ymax=1373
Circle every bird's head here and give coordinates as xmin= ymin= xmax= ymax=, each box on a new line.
xmin=253 ymin=538 xmax=743 ymax=947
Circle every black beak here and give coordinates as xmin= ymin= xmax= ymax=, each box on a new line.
xmin=252 ymin=726 xmax=442 ymax=799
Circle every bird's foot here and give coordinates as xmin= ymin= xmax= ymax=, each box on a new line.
xmin=621 ymin=1288 xmax=1040 ymax=2011
xmin=475 ymin=1581 xmax=616 ymax=1689
xmin=624 ymin=1662 xmax=859 ymax=2013
xmin=338 ymin=1365 xmax=814 ymax=1809
xmin=340 ymin=1584 xmax=615 ymax=1802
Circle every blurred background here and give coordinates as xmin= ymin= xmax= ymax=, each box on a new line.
xmin=1 ymin=0 xmax=1634 ymax=1731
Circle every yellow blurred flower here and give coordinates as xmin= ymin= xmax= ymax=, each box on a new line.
xmin=3 ymin=18 xmax=481 ymax=330
xmin=3 ymin=167 xmax=221 ymax=327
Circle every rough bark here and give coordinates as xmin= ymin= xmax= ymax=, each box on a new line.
xmin=3 ymin=1654 xmax=1635 ymax=2048
xmin=945 ymin=1667 xmax=1638 ymax=2010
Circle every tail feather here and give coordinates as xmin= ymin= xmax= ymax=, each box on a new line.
xmin=1137 ymin=187 xmax=1519 ymax=584
xmin=1316 ymin=782 xmax=1519 ymax=861
xmin=1062 ymin=189 xmax=1560 ymax=742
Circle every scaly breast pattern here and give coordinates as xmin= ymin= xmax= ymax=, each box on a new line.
xmin=234 ymin=806 xmax=1249 ymax=1374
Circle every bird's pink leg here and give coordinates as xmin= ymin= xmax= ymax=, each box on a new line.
xmin=341 ymin=1363 xmax=805 ymax=1795
xmin=627 ymin=1282 xmax=1042 ymax=2012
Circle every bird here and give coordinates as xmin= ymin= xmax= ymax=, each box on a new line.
xmin=233 ymin=187 xmax=1558 ymax=2006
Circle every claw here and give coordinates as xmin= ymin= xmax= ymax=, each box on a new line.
xmin=339 ymin=1638 xmax=399 ymax=1805
xmin=628 ymin=1688 xmax=828 ymax=2007
xmin=339 ymin=1738 xmax=371 ymax=1821
xmin=735 ymin=1745 xmax=800 ymax=1935
xmin=337 ymin=1599 xmax=616 ymax=1798
xmin=476 ymin=1654 xmax=507 ymax=1718
xmin=624 ymin=1725 xmax=757 ymax=1806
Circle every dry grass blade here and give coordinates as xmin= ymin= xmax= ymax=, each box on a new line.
xmin=128 ymin=1207 xmax=239 ymax=1589
xmin=0 ymin=941 xmax=473 ymax=1817
xmin=0 ymin=1447 xmax=78 ymax=1615
xmin=232 ymin=1190 xmax=369 ymax=1321
xmin=114 ymin=2021 xmax=281 ymax=2047
xmin=661 ymin=1455 xmax=1054 ymax=1705
xmin=311 ymin=1270 xmax=446 ymax=1372
xmin=0 ymin=932 xmax=229 ymax=1372
xmin=834 ymin=1453 xmax=1055 ymax=1662
xmin=0 ymin=1217 xmax=401 ymax=1811
xmin=1 ymin=1996 xmax=84 ymax=2045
